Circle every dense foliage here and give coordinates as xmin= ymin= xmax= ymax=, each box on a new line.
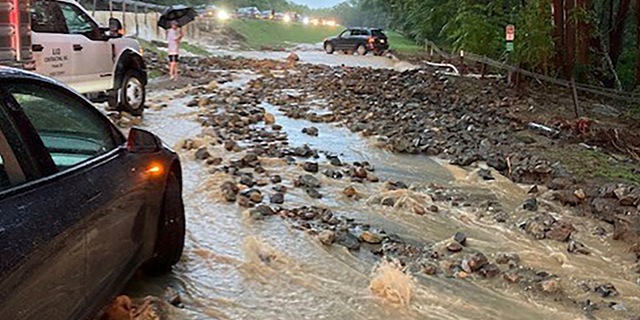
xmin=335 ymin=0 xmax=640 ymax=91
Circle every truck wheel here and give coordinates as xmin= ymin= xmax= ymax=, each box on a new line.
xmin=356 ymin=45 xmax=367 ymax=56
xmin=114 ymin=70 xmax=146 ymax=116
xmin=324 ymin=42 xmax=334 ymax=54
xmin=144 ymin=171 xmax=185 ymax=273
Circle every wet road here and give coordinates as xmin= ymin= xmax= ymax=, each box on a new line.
xmin=118 ymin=54 xmax=640 ymax=320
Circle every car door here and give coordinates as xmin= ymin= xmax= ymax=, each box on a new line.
xmin=0 ymin=78 xmax=150 ymax=320
xmin=57 ymin=0 xmax=113 ymax=93
xmin=335 ymin=29 xmax=351 ymax=50
xmin=30 ymin=0 xmax=75 ymax=84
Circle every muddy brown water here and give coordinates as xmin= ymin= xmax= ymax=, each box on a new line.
xmin=119 ymin=70 xmax=640 ymax=320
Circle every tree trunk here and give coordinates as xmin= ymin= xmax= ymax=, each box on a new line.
xmin=565 ymin=0 xmax=576 ymax=78
xmin=609 ymin=0 xmax=631 ymax=67
xmin=576 ymin=0 xmax=590 ymax=66
xmin=637 ymin=0 xmax=640 ymax=88
xmin=553 ymin=0 xmax=566 ymax=75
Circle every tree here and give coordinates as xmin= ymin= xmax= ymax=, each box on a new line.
xmin=553 ymin=0 xmax=566 ymax=75
xmin=609 ymin=0 xmax=631 ymax=67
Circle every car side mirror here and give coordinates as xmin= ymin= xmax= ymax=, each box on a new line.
xmin=127 ymin=128 xmax=162 ymax=153
xmin=108 ymin=18 xmax=123 ymax=37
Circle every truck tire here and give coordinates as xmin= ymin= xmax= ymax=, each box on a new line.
xmin=109 ymin=70 xmax=146 ymax=116
xmin=144 ymin=171 xmax=185 ymax=273
xmin=324 ymin=42 xmax=334 ymax=54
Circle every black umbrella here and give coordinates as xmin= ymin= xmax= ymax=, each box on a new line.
xmin=158 ymin=5 xmax=197 ymax=29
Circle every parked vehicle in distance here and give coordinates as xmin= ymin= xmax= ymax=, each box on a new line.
xmin=0 ymin=68 xmax=185 ymax=320
xmin=196 ymin=4 xmax=217 ymax=18
xmin=0 ymin=0 xmax=148 ymax=115
xmin=324 ymin=27 xmax=389 ymax=56
xmin=261 ymin=10 xmax=273 ymax=20
xmin=235 ymin=7 xmax=260 ymax=19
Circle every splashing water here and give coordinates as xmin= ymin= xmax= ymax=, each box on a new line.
xmin=369 ymin=261 xmax=416 ymax=306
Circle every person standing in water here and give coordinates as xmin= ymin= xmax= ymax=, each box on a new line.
xmin=167 ymin=20 xmax=184 ymax=81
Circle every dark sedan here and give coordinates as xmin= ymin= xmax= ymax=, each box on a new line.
xmin=324 ymin=27 xmax=390 ymax=56
xmin=0 ymin=68 xmax=185 ymax=320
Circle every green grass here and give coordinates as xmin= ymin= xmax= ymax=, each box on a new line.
xmin=387 ymin=31 xmax=424 ymax=55
xmin=545 ymin=146 xmax=640 ymax=186
xmin=138 ymin=38 xmax=167 ymax=60
xmin=226 ymin=19 xmax=342 ymax=49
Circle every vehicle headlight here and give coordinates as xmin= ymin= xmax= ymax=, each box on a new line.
xmin=283 ymin=14 xmax=291 ymax=23
xmin=217 ymin=10 xmax=230 ymax=20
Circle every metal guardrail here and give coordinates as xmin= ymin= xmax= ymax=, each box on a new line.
xmin=422 ymin=38 xmax=640 ymax=104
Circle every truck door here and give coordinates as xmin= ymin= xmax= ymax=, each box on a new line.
xmin=30 ymin=0 xmax=74 ymax=84
xmin=57 ymin=0 xmax=112 ymax=93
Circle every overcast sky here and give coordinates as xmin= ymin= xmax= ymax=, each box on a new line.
xmin=291 ymin=0 xmax=345 ymax=8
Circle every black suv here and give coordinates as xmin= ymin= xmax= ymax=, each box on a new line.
xmin=324 ymin=27 xmax=389 ymax=56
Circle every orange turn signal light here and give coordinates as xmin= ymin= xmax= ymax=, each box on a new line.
xmin=146 ymin=164 xmax=163 ymax=175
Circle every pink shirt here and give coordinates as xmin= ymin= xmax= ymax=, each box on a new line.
xmin=167 ymin=28 xmax=181 ymax=55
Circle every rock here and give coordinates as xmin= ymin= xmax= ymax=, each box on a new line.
xmin=528 ymin=185 xmax=539 ymax=194
xmin=447 ymin=242 xmax=463 ymax=253
xmin=303 ymin=161 xmax=319 ymax=173
xmin=381 ymin=197 xmax=396 ymax=207
xmin=429 ymin=205 xmax=439 ymax=213
xmin=412 ymin=204 xmax=426 ymax=215
xmin=302 ymin=126 xmax=319 ymax=136
xmin=523 ymin=220 xmax=547 ymax=240
xmin=523 ymin=198 xmax=538 ymax=211
xmin=237 ymin=195 xmax=253 ymax=208
xmin=239 ymin=176 xmax=255 ymax=187
xmin=264 ymin=113 xmax=276 ymax=124
xmin=595 ymin=283 xmax=618 ymax=298
xmin=503 ymin=272 xmax=520 ymax=283
xmin=387 ymin=180 xmax=408 ymax=190
xmin=610 ymin=302 xmax=627 ymax=312
xmin=206 ymin=157 xmax=223 ymax=166
xmin=366 ymin=175 xmax=380 ymax=183
xmin=194 ymin=148 xmax=211 ymax=160
xmin=574 ymin=189 xmax=586 ymax=200
xmin=478 ymin=169 xmax=495 ymax=180
xmin=567 ymin=240 xmax=590 ymax=255
xmin=242 ymin=153 xmax=259 ymax=167
xmin=323 ymin=169 xmax=343 ymax=179
xmin=361 ymin=231 xmax=383 ymax=244
xmin=453 ymin=232 xmax=467 ymax=245
xmin=247 ymin=190 xmax=263 ymax=203
xmin=540 ymin=279 xmax=561 ymax=294
xmin=495 ymin=253 xmax=520 ymax=265
xmin=468 ymin=253 xmax=488 ymax=271
xmin=224 ymin=141 xmax=237 ymax=151
xmin=294 ymin=145 xmax=313 ymax=157
xmin=270 ymin=175 xmax=282 ymax=184
xmin=478 ymin=263 xmax=501 ymax=278
xmin=318 ymin=230 xmax=336 ymax=245
xmin=255 ymin=204 xmax=275 ymax=216
xmin=330 ymin=157 xmax=342 ymax=166
xmin=546 ymin=222 xmax=575 ymax=242
xmin=549 ymin=177 xmax=572 ymax=190
xmin=306 ymin=188 xmax=323 ymax=199
xmin=343 ymin=186 xmax=357 ymax=197
xmin=270 ymin=192 xmax=285 ymax=204
xmin=552 ymin=190 xmax=581 ymax=206
xmin=287 ymin=52 xmax=300 ymax=63
xmin=422 ymin=263 xmax=438 ymax=275
xmin=296 ymin=174 xmax=321 ymax=188
xmin=336 ymin=231 xmax=361 ymax=250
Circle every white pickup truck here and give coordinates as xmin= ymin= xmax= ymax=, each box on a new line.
xmin=1 ymin=0 xmax=147 ymax=115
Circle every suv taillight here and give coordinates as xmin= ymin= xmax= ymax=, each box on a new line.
xmin=368 ymin=37 xmax=375 ymax=43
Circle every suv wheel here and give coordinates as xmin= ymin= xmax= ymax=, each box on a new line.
xmin=324 ymin=42 xmax=334 ymax=54
xmin=356 ymin=45 xmax=367 ymax=56
xmin=143 ymin=171 xmax=185 ymax=273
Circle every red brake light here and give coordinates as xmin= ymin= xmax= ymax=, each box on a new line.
xmin=368 ymin=37 xmax=375 ymax=43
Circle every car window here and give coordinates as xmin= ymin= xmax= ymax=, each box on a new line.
xmin=58 ymin=1 xmax=101 ymax=39
xmin=372 ymin=30 xmax=386 ymax=38
xmin=30 ymin=0 xmax=67 ymax=33
xmin=5 ymin=82 xmax=118 ymax=171
xmin=340 ymin=30 xmax=352 ymax=37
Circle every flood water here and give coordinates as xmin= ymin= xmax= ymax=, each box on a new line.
xmin=121 ymin=67 xmax=640 ymax=320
